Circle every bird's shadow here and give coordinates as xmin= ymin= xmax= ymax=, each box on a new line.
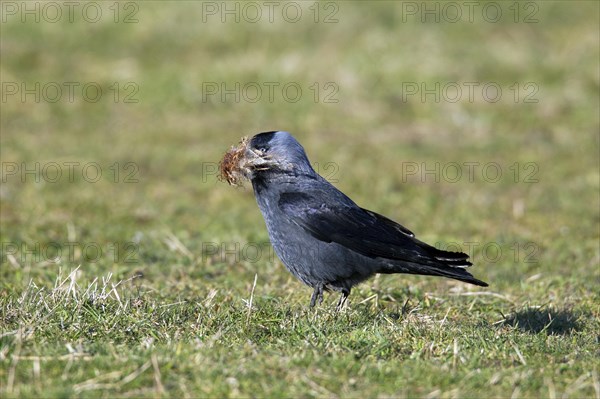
xmin=501 ymin=306 xmax=581 ymax=335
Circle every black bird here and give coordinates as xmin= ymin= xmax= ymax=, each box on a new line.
xmin=220 ymin=131 xmax=488 ymax=309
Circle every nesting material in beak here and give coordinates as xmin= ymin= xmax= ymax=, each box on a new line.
xmin=219 ymin=137 xmax=250 ymax=186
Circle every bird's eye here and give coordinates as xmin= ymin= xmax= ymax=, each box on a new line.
xmin=258 ymin=147 xmax=269 ymax=153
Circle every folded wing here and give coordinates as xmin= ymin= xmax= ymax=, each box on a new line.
xmin=278 ymin=190 xmax=488 ymax=286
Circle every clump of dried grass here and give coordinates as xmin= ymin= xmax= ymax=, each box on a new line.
xmin=219 ymin=137 xmax=249 ymax=186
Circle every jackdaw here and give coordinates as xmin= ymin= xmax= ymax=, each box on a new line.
xmin=220 ymin=131 xmax=488 ymax=308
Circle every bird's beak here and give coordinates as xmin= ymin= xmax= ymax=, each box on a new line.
xmin=243 ymin=148 xmax=272 ymax=169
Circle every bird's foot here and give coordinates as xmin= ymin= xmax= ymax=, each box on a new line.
xmin=336 ymin=289 xmax=350 ymax=311
xmin=310 ymin=284 xmax=324 ymax=308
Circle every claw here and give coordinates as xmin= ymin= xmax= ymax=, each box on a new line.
xmin=336 ymin=289 xmax=350 ymax=311
xmin=310 ymin=283 xmax=324 ymax=307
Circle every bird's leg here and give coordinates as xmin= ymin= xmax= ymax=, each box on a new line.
xmin=310 ymin=283 xmax=324 ymax=308
xmin=336 ymin=289 xmax=350 ymax=311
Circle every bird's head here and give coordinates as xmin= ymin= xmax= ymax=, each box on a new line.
xmin=220 ymin=131 xmax=313 ymax=186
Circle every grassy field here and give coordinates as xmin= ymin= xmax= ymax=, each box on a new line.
xmin=1 ymin=1 xmax=599 ymax=397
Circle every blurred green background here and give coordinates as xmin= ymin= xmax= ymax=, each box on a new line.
xmin=1 ymin=1 xmax=599 ymax=397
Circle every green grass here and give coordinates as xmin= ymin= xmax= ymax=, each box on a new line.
xmin=1 ymin=1 xmax=599 ymax=397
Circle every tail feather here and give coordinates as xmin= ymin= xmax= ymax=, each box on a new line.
xmin=381 ymin=240 xmax=489 ymax=287
xmin=382 ymin=259 xmax=488 ymax=287
xmin=423 ymin=242 xmax=488 ymax=286
xmin=421 ymin=264 xmax=489 ymax=287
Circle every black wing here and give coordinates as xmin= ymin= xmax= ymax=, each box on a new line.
xmin=278 ymin=191 xmax=447 ymax=264
xmin=278 ymin=191 xmax=488 ymax=286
